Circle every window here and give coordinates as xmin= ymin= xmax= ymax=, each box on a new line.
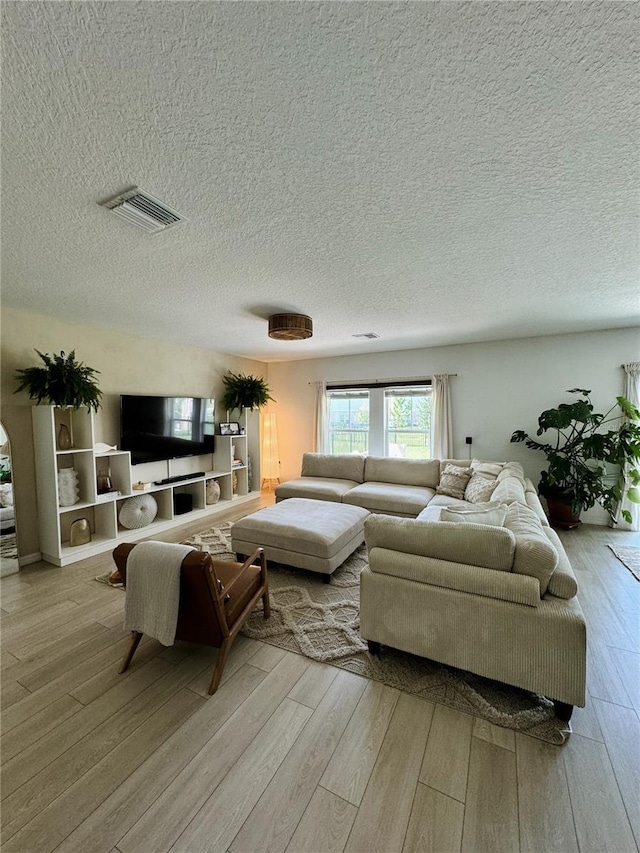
xmin=326 ymin=383 xmax=431 ymax=457
xmin=327 ymin=390 xmax=369 ymax=454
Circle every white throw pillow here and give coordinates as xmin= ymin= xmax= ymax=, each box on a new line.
xmin=440 ymin=501 xmax=508 ymax=527
xmin=464 ymin=475 xmax=497 ymax=504
xmin=118 ymin=494 xmax=158 ymax=529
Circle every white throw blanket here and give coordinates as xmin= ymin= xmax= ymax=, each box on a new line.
xmin=123 ymin=541 xmax=195 ymax=646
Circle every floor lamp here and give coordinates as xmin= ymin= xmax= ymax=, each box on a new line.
xmin=261 ymin=412 xmax=280 ymax=491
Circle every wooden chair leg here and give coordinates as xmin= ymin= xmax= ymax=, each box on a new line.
xmin=262 ymin=588 xmax=271 ymax=619
xmin=208 ymin=636 xmax=233 ymax=695
xmin=119 ymin=631 xmax=143 ymax=674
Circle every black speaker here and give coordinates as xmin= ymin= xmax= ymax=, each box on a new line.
xmin=173 ymin=493 xmax=193 ymax=515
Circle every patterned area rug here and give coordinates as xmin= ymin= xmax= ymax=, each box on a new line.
xmin=96 ymin=523 xmax=569 ymax=743
xmin=183 ymin=524 xmax=570 ymax=745
xmin=0 ymin=533 xmax=18 ymax=561
xmin=608 ymin=544 xmax=640 ymax=582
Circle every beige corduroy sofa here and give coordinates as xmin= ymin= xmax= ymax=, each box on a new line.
xmin=276 ymin=453 xmax=586 ymax=718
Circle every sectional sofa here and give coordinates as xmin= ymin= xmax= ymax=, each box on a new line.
xmin=275 ymin=452 xmax=586 ymax=718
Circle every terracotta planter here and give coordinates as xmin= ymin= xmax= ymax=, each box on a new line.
xmin=546 ymin=497 xmax=582 ymax=530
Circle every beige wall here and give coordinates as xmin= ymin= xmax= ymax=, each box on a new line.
xmin=267 ymin=328 xmax=640 ymax=523
xmin=1 ymin=306 xmax=267 ymax=560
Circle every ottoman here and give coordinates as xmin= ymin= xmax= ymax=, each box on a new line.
xmin=231 ymin=498 xmax=370 ymax=579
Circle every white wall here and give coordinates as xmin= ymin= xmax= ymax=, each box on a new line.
xmin=267 ymin=328 xmax=640 ymax=523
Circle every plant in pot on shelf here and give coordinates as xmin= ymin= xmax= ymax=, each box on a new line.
xmin=15 ymin=349 xmax=103 ymax=449
xmin=511 ymin=388 xmax=640 ymax=529
xmin=219 ymin=372 xmax=274 ymax=415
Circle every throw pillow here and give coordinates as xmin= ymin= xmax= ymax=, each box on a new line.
xmin=436 ymin=464 xmax=472 ymax=500
xmin=464 ymin=475 xmax=497 ymax=504
xmin=118 ymin=494 xmax=158 ymax=530
xmin=440 ymin=501 xmax=508 ymax=527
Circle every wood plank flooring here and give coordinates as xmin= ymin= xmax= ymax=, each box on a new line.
xmin=1 ymin=499 xmax=639 ymax=853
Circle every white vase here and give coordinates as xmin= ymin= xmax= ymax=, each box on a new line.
xmin=58 ymin=468 xmax=79 ymax=506
xmin=206 ymin=479 xmax=220 ymax=504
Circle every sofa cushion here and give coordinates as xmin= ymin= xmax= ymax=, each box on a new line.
xmin=464 ymin=475 xmax=497 ymax=503
xmin=544 ymin=527 xmax=579 ymax=599
xmin=436 ymin=464 xmax=473 ymax=500
xmin=503 ymin=502 xmax=559 ymax=594
xmin=440 ymin=501 xmax=508 ymax=527
xmin=343 ymin=482 xmax=435 ymax=516
xmin=439 ymin=459 xmax=471 ymax=477
xmin=275 ymin=477 xmax=360 ymax=503
xmin=496 ymin=461 xmax=526 ymax=485
xmin=301 ymin=452 xmax=365 ymax=483
xmin=427 ymin=494 xmax=469 ymax=508
xmin=491 ymin=477 xmax=527 ymax=505
xmin=471 ymin=459 xmax=504 ymax=480
xmin=364 ymin=456 xmax=440 ymax=489
xmin=365 ymin=515 xmax=516 ymax=572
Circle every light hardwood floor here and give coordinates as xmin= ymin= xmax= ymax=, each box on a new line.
xmin=1 ymin=499 xmax=639 ymax=853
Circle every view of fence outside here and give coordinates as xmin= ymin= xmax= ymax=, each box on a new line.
xmin=329 ymin=429 xmax=368 ymax=454
xmin=327 ymin=390 xmax=431 ymax=458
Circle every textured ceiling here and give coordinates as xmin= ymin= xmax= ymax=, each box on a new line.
xmin=1 ymin=1 xmax=638 ymax=362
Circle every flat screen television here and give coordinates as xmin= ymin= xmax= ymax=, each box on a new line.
xmin=120 ymin=395 xmax=215 ymax=465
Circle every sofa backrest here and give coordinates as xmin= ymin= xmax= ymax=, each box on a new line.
xmin=364 ymin=456 xmax=441 ymax=489
xmin=301 ymin=452 xmax=365 ymax=483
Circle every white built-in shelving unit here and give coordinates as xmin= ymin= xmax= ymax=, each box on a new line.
xmin=32 ymin=406 xmax=260 ymax=566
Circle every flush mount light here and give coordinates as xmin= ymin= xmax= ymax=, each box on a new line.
xmin=268 ymin=313 xmax=313 ymax=341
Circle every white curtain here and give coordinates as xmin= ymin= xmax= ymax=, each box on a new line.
xmin=615 ymin=362 xmax=640 ymax=531
xmin=430 ymin=374 xmax=453 ymax=459
xmin=312 ymin=381 xmax=327 ymax=453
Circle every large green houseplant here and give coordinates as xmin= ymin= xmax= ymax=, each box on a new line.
xmin=511 ymin=389 xmax=640 ymax=528
xmin=15 ymin=350 xmax=103 ymax=411
xmin=219 ymin=372 xmax=274 ymax=414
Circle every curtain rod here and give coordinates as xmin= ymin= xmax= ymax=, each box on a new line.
xmin=308 ymin=374 xmax=457 ymax=385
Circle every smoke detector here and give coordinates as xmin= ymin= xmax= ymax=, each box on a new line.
xmin=100 ymin=187 xmax=186 ymax=233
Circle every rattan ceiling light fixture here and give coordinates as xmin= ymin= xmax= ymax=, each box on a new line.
xmin=268 ymin=313 xmax=313 ymax=341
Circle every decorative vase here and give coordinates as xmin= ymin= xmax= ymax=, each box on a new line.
xmin=57 ymin=423 xmax=72 ymax=450
xmin=69 ymin=518 xmax=91 ymax=546
xmin=57 ymin=468 xmax=79 ymax=506
xmin=206 ymin=479 xmax=220 ymax=505
xmin=96 ymin=463 xmax=113 ymax=494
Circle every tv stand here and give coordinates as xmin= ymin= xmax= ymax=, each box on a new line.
xmin=31 ymin=406 xmax=259 ymax=567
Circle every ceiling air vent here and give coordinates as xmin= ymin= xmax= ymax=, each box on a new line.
xmin=353 ymin=332 xmax=380 ymax=339
xmin=100 ymin=187 xmax=186 ymax=233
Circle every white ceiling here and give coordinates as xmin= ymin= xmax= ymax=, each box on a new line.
xmin=2 ymin=2 xmax=638 ymax=363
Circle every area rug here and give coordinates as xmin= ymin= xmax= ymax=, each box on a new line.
xmin=96 ymin=523 xmax=570 ymax=744
xmin=608 ymin=544 xmax=640 ymax=582
xmin=0 ymin=533 xmax=18 ymax=561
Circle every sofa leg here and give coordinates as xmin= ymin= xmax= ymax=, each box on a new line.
xmin=322 ymin=574 xmax=331 ymax=584
xmin=367 ymin=640 xmax=381 ymax=656
xmin=553 ymin=700 xmax=574 ymax=722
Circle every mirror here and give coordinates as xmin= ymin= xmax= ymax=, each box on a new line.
xmin=0 ymin=423 xmax=19 ymax=577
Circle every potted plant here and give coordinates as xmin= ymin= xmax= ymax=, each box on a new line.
xmin=511 ymin=389 xmax=640 ymax=528
xmin=219 ymin=372 xmax=274 ymax=414
xmin=15 ymin=350 xmax=103 ymax=412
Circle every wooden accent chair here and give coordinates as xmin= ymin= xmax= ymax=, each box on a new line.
xmin=112 ymin=543 xmax=270 ymax=694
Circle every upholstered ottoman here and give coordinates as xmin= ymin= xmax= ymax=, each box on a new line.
xmin=231 ymin=498 xmax=370 ymax=579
